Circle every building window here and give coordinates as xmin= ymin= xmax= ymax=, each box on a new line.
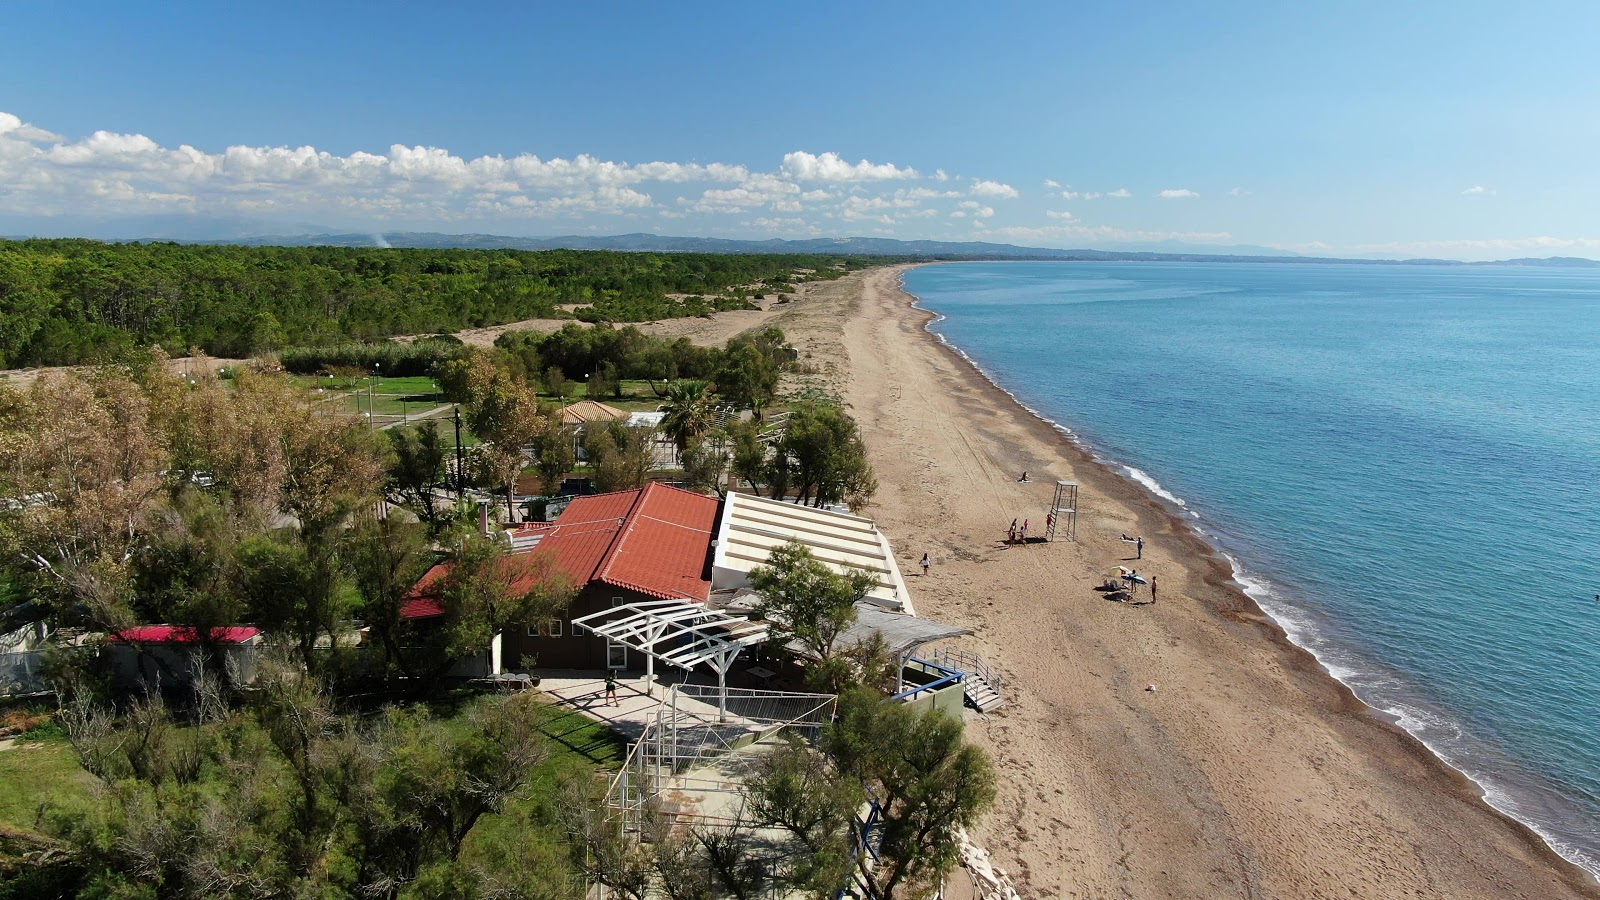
xmin=611 ymin=596 xmax=624 ymax=607
xmin=546 ymin=619 xmax=563 ymax=638
xmin=526 ymin=624 xmax=539 ymax=637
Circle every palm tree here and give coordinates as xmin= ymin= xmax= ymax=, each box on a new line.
xmin=659 ymin=380 xmax=717 ymax=454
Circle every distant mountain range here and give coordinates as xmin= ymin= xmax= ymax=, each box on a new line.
xmin=209 ymin=232 xmax=1600 ymax=267
xmin=5 ymin=228 xmax=1598 ymax=267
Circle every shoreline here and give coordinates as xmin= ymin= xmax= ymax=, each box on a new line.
xmin=788 ymin=263 xmax=1600 ymax=897
xmin=892 ymin=263 xmax=1600 ymax=881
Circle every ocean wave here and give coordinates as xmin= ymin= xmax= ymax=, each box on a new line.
xmin=900 ymin=268 xmax=1600 ymax=879
xmin=1121 ymin=465 xmax=1189 ymax=509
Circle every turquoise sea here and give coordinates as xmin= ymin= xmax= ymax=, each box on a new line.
xmin=903 ymin=261 xmax=1600 ymax=874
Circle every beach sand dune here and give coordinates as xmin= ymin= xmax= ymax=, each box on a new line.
xmin=756 ymin=265 xmax=1598 ymax=899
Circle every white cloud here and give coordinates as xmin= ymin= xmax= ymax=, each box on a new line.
xmin=949 ymin=210 xmax=967 ymax=218
xmin=970 ymin=179 xmax=1019 ymax=198
xmin=1107 ymin=188 xmax=1131 ymax=198
xmin=1159 ymin=188 xmax=1199 ymax=199
xmin=0 ymin=111 xmax=974 ymax=227
xmin=1061 ymin=190 xmax=1101 ymax=200
xmin=778 ymin=150 xmax=918 ymax=182
xmin=958 ymin=200 xmax=982 ymax=209
xmin=1043 ymin=178 xmax=1061 ymax=189
xmin=1461 ymin=185 xmax=1490 ymax=195
xmin=1046 ymin=210 xmax=1076 ymax=220
xmin=0 ymin=111 xmax=63 ymax=143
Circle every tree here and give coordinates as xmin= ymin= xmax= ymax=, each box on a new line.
xmin=659 ymin=380 xmax=717 ymax=454
xmin=740 ymin=689 xmax=997 ymax=900
xmin=743 ymin=738 xmax=859 ymax=893
xmin=235 ymin=533 xmax=358 ymax=681
xmin=527 ymin=410 xmax=577 ymax=497
xmin=429 ymin=532 xmax=576 ymax=668
xmin=347 ymin=515 xmax=432 ymax=680
xmin=433 ymin=348 xmax=498 ymax=404
xmin=748 ymin=541 xmax=876 ymax=663
xmin=587 ymin=359 xmax=620 ymax=400
xmin=385 ymin=420 xmax=447 ymax=532
xmin=542 ymin=365 xmax=569 ymax=400
xmin=52 ymin=672 xmax=561 ymax=898
xmin=823 ymin=690 xmax=996 ymax=899
xmin=679 ymin=437 xmax=728 ymax=497
xmin=463 ymin=373 xmax=545 ymax=522
xmin=726 ymin=419 xmax=768 ymax=494
xmin=586 ymin=423 xmax=659 ymax=493
xmin=713 ymin=342 xmax=779 ymax=415
xmin=770 ymin=402 xmax=876 ymax=508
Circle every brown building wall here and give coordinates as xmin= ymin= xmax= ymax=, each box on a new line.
xmin=503 ymin=585 xmax=662 ymax=672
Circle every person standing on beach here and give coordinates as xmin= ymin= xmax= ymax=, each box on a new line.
xmin=1150 ymin=575 xmax=1158 ymax=605
xmin=921 ymin=552 xmax=931 ymax=576
xmin=1021 ymin=519 xmax=1030 ymax=543
xmin=1136 ymin=536 xmax=1144 ymax=559
xmin=1009 ymin=518 xmax=1018 ymax=543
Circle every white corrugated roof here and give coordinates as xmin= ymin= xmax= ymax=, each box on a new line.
xmin=712 ymin=492 xmax=914 ymax=614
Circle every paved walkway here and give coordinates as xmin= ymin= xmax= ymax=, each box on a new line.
xmin=537 ymin=669 xmax=742 ymax=742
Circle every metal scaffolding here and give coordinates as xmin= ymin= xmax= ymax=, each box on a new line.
xmin=570 ymin=599 xmax=770 ymax=719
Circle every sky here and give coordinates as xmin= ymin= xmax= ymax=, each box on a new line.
xmin=2 ymin=0 xmax=1598 ymax=260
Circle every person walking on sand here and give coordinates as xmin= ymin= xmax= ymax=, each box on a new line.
xmin=604 ymin=670 xmax=618 ymax=707
xmin=1136 ymin=536 xmax=1144 ymax=559
xmin=1008 ymin=518 xmax=1018 ymax=544
xmin=921 ymin=552 xmax=931 ymax=576
xmin=1150 ymin=575 xmax=1158 ymax=605
xmin=1020 ymin=519 xmax=1030 ymax=543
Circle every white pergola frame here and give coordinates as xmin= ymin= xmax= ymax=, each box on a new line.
xmin=571 ymin=599 xmax=770 ymax=718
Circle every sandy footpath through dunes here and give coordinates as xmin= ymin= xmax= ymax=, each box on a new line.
xmin=749 ymin=265 xmax=1598 ymax=899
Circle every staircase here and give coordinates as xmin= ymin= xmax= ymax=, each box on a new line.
xmin=929 ymin=647 xmax=1004 ymax=713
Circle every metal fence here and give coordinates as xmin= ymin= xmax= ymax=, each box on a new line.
xmin=606 ymin=684 xmax=836 ymax=830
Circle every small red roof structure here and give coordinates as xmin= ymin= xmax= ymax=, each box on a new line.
xmin=401 ymin=483 xmax=720 ymax=619
xmin=110 ymin=625 xmax=262 ymax=644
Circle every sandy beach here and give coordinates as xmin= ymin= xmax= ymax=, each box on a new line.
xmin=756 ymin=265 xmax=1599 ymax=899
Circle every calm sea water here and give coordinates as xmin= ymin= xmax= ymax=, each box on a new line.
xmin=904 ymin=260 xmax=1600 ymax=873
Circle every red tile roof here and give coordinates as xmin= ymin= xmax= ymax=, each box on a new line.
xmin=595 ymin=483 xmax=721 ymax=602
xmin=110 ymin=625 xmax=262 ymax=644
xmin=401 ymin=483 xmax=719 ymax=619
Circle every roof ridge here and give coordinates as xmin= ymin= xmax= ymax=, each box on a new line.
xmin=633 ymin=512 xmax=715 ymax=534
xmin=593 ymin=485 xmax=652 ymax=585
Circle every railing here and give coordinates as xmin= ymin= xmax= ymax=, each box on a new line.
xmin=603 ymin=684 xmax=837 ymax=832
xmin=928 ymin=647 xmax=1001 ymax=697
xmin=891 ymin=657 xmax=965 ymax=703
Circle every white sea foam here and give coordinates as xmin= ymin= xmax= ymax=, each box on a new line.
xmin=899 ymin=267 xmax=1600 ymax=879
xmin=1122 ymin=465 xmax=1189 ymax=509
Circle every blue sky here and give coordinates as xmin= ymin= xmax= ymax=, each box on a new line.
xmin=2 ymin=1 xmax=1597 ymax=259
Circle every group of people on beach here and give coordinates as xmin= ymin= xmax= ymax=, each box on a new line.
xmin=1007 ymin=518 xmax=1030 ymax=544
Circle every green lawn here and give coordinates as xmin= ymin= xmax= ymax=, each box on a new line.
xmin=0 ymin=730 xmax=96 ymax=834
